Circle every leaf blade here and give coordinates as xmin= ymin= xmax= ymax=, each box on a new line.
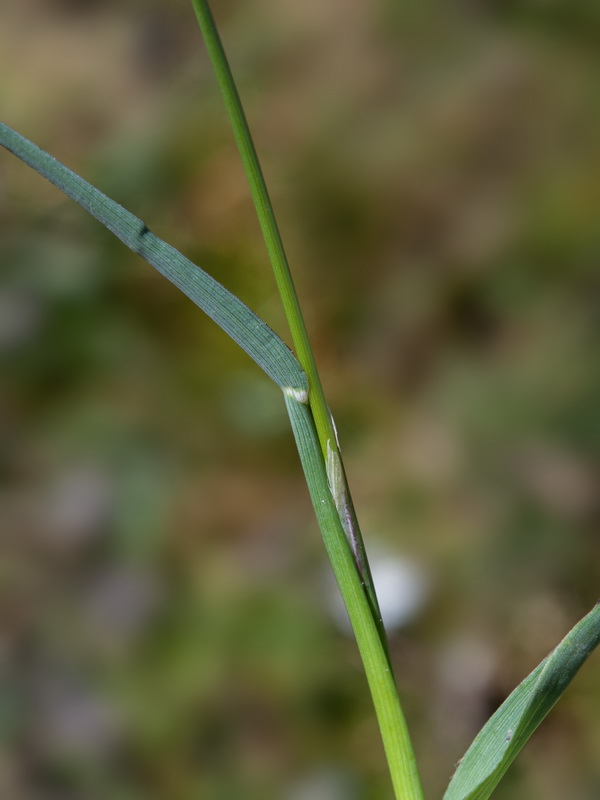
xmin=0 ymin=122 xmax=307 ymax=395
xmin=444 ymin=602 xmax=600 ymax=800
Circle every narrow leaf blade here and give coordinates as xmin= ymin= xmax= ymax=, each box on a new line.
xmin=0 ymin=122 xmax=307 ymax=395
xmin=444 ymin=603 xmax=600 ymax=800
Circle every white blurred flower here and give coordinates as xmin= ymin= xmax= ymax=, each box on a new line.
xmin=327 ymin=547 xmax=430 ymax=634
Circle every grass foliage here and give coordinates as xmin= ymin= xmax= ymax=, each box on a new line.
xmin=1 ymin=1 xmax=598 ymax=797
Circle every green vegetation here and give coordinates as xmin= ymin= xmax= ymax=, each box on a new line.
xmin=1 ymin=1 xmax=598 ymax=798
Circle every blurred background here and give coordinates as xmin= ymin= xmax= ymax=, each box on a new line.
xmin=1 ymin=0 xmax=599 ymax=798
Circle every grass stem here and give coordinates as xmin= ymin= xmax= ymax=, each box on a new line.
xmin=190 ymin=2 xmax=425 ymax=797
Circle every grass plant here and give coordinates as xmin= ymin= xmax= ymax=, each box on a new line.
xmin=1 ymin=1 xmax=598 ymax=797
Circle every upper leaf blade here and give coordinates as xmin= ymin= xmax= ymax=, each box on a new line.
xmin=0 ymin=122 xmax=307 ymax=395
xmin=444 ymin=602 xmax=600 ymax=800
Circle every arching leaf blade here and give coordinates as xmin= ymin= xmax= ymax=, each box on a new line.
xmin=0 ymin=122 xmax=307 ymax=395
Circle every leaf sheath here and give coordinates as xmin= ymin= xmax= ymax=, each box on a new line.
xmin=285 ymin=394 xmax=425 ymax=800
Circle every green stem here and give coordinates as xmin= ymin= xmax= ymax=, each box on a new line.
xmin=190 ymin=1 xmax=329 ymax=435
xmin=190 ymin=2 xmax=424 ymax=797
xmin=190 ymin=0 xmax=381 ymax=629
